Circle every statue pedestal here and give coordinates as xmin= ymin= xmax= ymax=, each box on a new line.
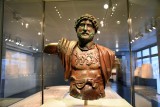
xmin=41 ymin=98 xmax=132 ymax=107
xmin=40 ymin=86 xmax=132 ymax=107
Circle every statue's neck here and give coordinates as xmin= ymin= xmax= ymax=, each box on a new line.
xmin=78 ymin=41 xmax=95 ymax=51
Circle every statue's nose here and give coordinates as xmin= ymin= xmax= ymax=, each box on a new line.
xmin=83 ymin=25 xmax=87 ymax=31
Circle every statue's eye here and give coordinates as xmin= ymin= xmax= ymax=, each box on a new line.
xmin=79 ymin=23 xmax=85 ymax=27
xmin=87 ymin=24 xmax=93 ymax=28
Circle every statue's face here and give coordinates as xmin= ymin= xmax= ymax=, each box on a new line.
xmin=77 ymin=20 xmax=95 ymax=42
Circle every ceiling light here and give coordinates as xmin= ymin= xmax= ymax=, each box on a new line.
xmin=112 ymin=6 xmax=116 ymax=11
xmin=25 ymin=23 xmax=29 ymax=28
xmin=16 ymin=42 xmax=20 ymax=45
xmin=116 ymin=44 xmax=118 ymax=48
xmin=97 ymin=31 xmax=100 ymax=34
xmin=45 ymin=39 xmax=49 ymax=41
xmin=104 ymin=4 xmax=109 ymax=9
xmin=97 ymin=38 xmax=99 ymax=41
xmin=5 ymin=38 xmax=8 ymax=41
xmin=38 ymin=32 xmax=41 ymax=35
xmin=152 ymin=26 xmax=156 ymax=29
xmin=21 ymin=22 xmax=24 ymax=26
xmin=116 ymin=41 xmax=119 ymax=48
xmin=100 ymin=21 xmax=104 ymax=27
xmin=148 ymin=28 xmax=152 ymax=32
xmin=116 ymin=49 xmax=119 ymax=52
xmin=116 ymin=21 xmax=121 ymax=24
xmin=100 ymin=21 xmax=103 ymax=24
xmin=135 ymin=37 xmax=138 ymax=40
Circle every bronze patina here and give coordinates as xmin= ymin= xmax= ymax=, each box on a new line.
xmin=44 ymin=14 xmax=115 ymax=100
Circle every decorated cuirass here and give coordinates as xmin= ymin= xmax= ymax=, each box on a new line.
xmin=70 ymin=45 xmax=105 ymax=100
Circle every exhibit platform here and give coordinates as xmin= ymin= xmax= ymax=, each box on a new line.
xmin=41 ymin=98 xmax=132 ymax=107
xmin=9 ymin=86 xmax=132 ymax=107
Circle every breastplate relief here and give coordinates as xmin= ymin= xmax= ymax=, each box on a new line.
xmin=71 ymin=46 xmax=100 ymax=70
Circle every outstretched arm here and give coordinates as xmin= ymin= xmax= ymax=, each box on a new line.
xmin=43 ymin=43 xmax=58 ymax=54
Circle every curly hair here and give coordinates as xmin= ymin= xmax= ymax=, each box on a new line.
xmin=74 ymin=14 xmax=99 ymax=33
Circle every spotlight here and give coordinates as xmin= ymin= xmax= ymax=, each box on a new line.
xmin=104 ymin=4 xmax=109 ymax=9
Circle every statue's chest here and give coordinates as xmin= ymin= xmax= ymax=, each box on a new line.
xmin=71 ymin=46 xmax=100 ymax=69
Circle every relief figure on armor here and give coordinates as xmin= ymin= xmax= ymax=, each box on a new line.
xmin=44 ymin=14 xmax=115 ymax=100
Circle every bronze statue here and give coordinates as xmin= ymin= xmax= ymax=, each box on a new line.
xmin=44 ymin=14 xmax=115 ymax=100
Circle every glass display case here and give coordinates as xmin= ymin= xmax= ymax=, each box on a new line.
xmin=0 ymin=0 xmax=43 ymax=106
xmin=130 ymin=0 xmax=160 ymax=107
xmin=0 ymin=0 xmax=159 ymax=107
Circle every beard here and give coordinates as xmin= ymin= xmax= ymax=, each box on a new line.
xmin=77 ymin=32 xmax=95 ymax=43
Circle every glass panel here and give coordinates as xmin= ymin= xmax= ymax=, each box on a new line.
xmin=136 ymin=59 xmax=142 ymax=67
xmin=142 ymin=58 xmax=150 ymax=64
xmin=151 ymin=56 xmax=159 ymax=78
xmin=44 ymin=0 xmax=131 ymax=106
xmin=0 ymin=0 xmax=43 ymax=106
xmin=142 ymin=48 xmax=149 ymax=57
xmin=151 ymin=45 xmax=158 ymax=55
xmin=130 ymin=0 xmax=160 ymax=107
xmin=136 ymin=51 xmax=141 ymax=58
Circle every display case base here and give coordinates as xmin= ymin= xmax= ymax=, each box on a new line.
xmin=41 ymin=98 xmax=132 ymax=107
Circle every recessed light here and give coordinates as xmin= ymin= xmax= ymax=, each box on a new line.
xmin=38 ymin=32 xmax=41 ymax=35
xmin=116 ymin=21 xmax=121 ymax=24
xmin=97 ymin=38 xmax=99 ymax=41
xmin=116 ymin=49 xmax=119 ymax=52
xmin=104 ymin=4 xmax=109 ymax=9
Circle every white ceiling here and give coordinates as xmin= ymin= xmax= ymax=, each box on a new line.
xmin=3 ymin=0 xmax=160 ymax=53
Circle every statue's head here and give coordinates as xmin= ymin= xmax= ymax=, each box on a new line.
xmin=74 ymin=14 xmax=99 ymax=34
xmin=75 ymin=14 xmax=99 ymax=43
